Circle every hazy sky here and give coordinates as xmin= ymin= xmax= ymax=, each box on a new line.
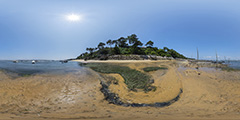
xmin=0 ymin=0 xmax=240 ymax=60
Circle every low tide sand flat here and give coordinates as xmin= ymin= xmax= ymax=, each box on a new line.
xmin=0 ymin=60 xmax=240 ymax=120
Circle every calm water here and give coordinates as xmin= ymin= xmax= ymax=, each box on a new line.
xmin=228 ymin=61 xmax=240 ymax=69
xmin=0 ymin=60 xmax=83 ymax=75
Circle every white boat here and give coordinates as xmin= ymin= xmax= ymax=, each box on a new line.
xmin=32 ymin=60 xmax=36 ymax=64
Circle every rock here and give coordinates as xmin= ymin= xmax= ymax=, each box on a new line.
xmin=106 ymin=55 xmax=174 ymax=60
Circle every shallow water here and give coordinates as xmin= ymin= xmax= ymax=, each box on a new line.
xmin=177 ymin=66 xmax=217 ymax=72
xmin=228 ymin=60 xmax=240 ymax=69
xmin=0 ymin=60 xmax=83 ymax=75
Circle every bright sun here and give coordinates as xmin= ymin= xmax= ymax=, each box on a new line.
xmin=67 ymin=14 xmax=82 ymax=22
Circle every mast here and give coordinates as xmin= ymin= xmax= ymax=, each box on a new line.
xmin=216 ymin=51 xmax=218 ymax=63
xmin=197 ymin=47 xmax=199 ymax=61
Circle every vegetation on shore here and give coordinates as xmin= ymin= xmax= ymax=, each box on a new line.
xmin=82 ymin=63 xmax=156 ymax=92
xmin=143 ymin=67 xmax=168 ymax=72
xmin=77 ymin=34 xmax=187 ymax=60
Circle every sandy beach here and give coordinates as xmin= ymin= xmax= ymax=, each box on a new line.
xmin=0 ymin=60 xmax=240 ymax=120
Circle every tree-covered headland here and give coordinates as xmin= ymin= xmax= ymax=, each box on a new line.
xmin=77 ymin=34 xmax=187 ymax=60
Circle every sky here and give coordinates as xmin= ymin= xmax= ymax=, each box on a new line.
xmin=0 ymin=0 xmax=240 ymax=60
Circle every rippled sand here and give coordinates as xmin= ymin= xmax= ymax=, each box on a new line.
xmin=0 ymin=60 xmax=240 ymax=120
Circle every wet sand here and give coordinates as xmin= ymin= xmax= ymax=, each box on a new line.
xmin=0 ymin=60 xmax=240 ymax=120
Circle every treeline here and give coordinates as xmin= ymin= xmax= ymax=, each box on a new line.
xmin=77 ymin=34 xmax=186 ymax=60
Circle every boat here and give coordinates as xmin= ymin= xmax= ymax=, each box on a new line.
xmin=13 ymin=60 xmax=18 ymax=63
xmin=32 ymin=60 xmax=36 ymax=64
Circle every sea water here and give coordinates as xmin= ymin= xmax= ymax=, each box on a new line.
xmin=0 ymin=60 xmax=83 ymax=75
xmin=228 ymin=60 xmax=240 ymax=69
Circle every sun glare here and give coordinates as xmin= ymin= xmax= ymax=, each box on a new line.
xmin=67 ymin=14 xmax=82 ymax=22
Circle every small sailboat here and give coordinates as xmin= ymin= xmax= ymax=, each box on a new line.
xmin=32 ymin=60 xmax=36 ymax=64
xmin=13 ymin=60 xmax=18 ymax=63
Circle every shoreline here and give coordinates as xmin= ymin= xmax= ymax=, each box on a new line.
xmin=72 ymin=59 xmax=173 ymax=63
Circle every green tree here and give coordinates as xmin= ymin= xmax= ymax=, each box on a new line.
xmin=134 ymin=40 xmax=143 ymax=47
xmin=118 ymin=37 xmax=128 ymax=48
xmin=112 ymin=40 xmax=118 ymax=47
xmin=86 ymin=48 xmax=95 ymax=54
xmin=163 ymin=47 xmax=169 ymax=52
xmin=113 ymin=46 xmax=120 ymax=54
xmin=145 ymin=48 xmax=152 ymax=55
xmin=127 ymin=34 xmax=143 ymax=54
xmin=127 ymin=34 xmax=143 ymax=48
xmin=166 ymin=54 xmax=172 ymax=57
xmin=150 ymin=51 xmax=158 ymax=55
xmin=145 ymin=40 xmax=154 ymax=48
xmin=99 ymin=49 xmax=109 ymax=55
xmin=97 ymin=42 xmax=106 ymax=49
xmin=127 ymin=34 xmax=143 ymax=50
xmin=77 ymin=52 xmax=89 ymax=59
xmin=106 ymin=39 xmax=113 ymax=48
xmin=167 ymin=49 xmax=186 ymax=58
xmin=157 ymin=49 xmax=167 ymax=57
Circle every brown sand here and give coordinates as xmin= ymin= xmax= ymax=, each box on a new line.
xmin=108 ymin=62 xmax=182 ymax=104
xmin=0 ymin=60 xmax=240 ymax=120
